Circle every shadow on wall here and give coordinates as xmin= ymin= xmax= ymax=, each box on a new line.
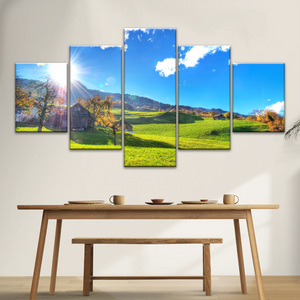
xmin=270 ymin=140 xmax=300 ymax=275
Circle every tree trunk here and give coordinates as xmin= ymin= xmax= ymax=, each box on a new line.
xmin=38 ymin=118 xmax=44 ymax=132
xmin=113 ymin=126 xmax=116 ymax=145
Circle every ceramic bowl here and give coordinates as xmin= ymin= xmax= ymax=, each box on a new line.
xmin=151 ymin=199 xmax=164 ymax=203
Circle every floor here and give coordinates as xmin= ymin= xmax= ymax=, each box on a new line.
xmin=0 ymin=276 xmax=300 ymax=300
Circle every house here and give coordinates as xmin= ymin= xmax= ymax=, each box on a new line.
xmin=70 ymin=103 xmax=91 ymax=130
xmin=112 ymin=119 xmax=133 ymax=132
xmin=212 ymin=114 xmax=226 ymax=120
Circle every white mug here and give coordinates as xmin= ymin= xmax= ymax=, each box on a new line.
xmin=223 ymin=194 xmax=239 ymax=205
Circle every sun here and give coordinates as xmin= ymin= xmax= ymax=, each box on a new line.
xmin=49 ymin=64 xmax=67 ymax=86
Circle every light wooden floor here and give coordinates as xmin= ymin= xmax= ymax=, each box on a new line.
xmin=0 ymin=276 xmax=299 ymax=300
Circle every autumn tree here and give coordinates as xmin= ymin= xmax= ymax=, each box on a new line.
xmin=15 ymin=74 xmax=34 ymax=116
xmin=28 ymin=76 xmax=65 ymax=132
xmin=224 ymin=112 xmax=230 ymax=120
xmin=77 ymin=95 xmax=115 ymax=128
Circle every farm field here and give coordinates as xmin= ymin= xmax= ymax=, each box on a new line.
xmin=124 ymin=110 xmax=176 ymax=167
xmin=179 ymin=113 xmax=230 ymax=149
xmin=233 ymin=120 xmax=270 ymax=132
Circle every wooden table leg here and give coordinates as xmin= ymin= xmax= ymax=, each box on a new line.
xmin=203 ymin=244 xmax=206 ymax=291
xmin=29 ymin=211 xmax=49 ymax=300
xmin=203 ymin=244 xmax=211 ymax=296
xmin=84 ymin=244 xmax=92 ymax=296
xmin=246 ymin=210 xmax=265 ymax=300
xmin=234 ymin=219 xmax=247 ymax=294
xmin=90 ymin=244 xmax=93 ymax=292
xmin=49 ymin=219 xmax=62 ymax=295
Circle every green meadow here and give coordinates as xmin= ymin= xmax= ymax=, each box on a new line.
xmin=124 ymin=110 xmax=176 ymax=167
xmin=233 ymin=120 xmax=270 ymax=132
xmin=16 ymin=123 xmax=59 ymax=132
xmin=70 ymin=109 xmax=122 ymax=150
xmin=178 ymin=113 xmax=230 ymax=149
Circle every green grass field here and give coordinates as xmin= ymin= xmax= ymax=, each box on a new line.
xmin=178 ymin=113 xmax=230 ymax=149
xmin=124 ymin=110 xmax=176 ymax=167
xmin=70 ymin=127 xmax=121 ymax=150
xmin=233 ymin=120 xmax=270 ymax=132
xmin=16 ymin=123 xmax=61 ymax=132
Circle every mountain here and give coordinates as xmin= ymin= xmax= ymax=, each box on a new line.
xmin=58 ymin=80 xmax=248 ymax=116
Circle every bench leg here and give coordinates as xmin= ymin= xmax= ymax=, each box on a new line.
xmin=84 ymin=244 xmax=92 ymax=296
xmin=203 ymin=244 xmax=211 ymax=296
xmin=90 ymin=244 xmax=93 ymax=292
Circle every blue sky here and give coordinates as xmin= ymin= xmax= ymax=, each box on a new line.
xmin=179 ymin=46 xmax=230 ymax=110
xmin=233 ymin=64 xmax=285 ymax=116
xmin=16 ymin=63 xmax=67 ymax=87
xmin=124 ymin=28 xmax=176 ymax=105
xmin=70 ymin=46 xmax=121 ymax=93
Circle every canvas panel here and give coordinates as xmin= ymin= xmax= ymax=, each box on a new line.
xmin=15 ymin=63 xmax=67 ymax=132
xmin=233 ymin=63 xmax=285 ymax=132
xmin=178 ymin=46 xmax=231 ymax=150
xmin=124 ymin=28 xmax=176 ymax=167
xmin=70 ymin=46 xmax=122 ymax=149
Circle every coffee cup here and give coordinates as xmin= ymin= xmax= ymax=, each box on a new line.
xmin=109 ymin=195 xmax=125 ymax=205
xmin=223 ymin=194 xmax=239 ymax=205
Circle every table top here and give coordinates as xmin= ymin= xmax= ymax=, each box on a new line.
xmin=17 ymin=204 xmax=279 ymax=211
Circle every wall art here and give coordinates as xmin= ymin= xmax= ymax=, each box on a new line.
xmin=15 ymin=63 xmax=67 ymax=132
xmin=124 ymin=28 xmax=176 ymax=166
xmin=233 ymin=63 xmax=285 ymax=132
xmin=70 ymin=45 xmax=122 ymax=149
xmin=178 ymin=46 xmax=231 ymax=149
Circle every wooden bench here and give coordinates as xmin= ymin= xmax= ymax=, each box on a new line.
xmin=72 ymin=238 xmax=223 ymax=296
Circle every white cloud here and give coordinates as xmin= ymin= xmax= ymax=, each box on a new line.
xmin=155 ymin=58 xmax=176 ymax=77
xmin=124 ymin=44 xmax=128 ymax=51
xmin=100 ymin=46 xmax=120 ymax=50
xmin=138 ymin=35 xmax=141 ymax=41
xmin=181 ymin=46 xmax=185 ymax=51
xmin=179 ymin=46 xmax=216 ymax=68
xmin=212 ymin=69 xmax=216 ymax=72
xmin=147 ymin=38 xmax=153 ymax=42
xmin=266 ymin=99 xmax=271 ymax=101
xmin=105 ymin=83 xmax=109 ymax=86
xmin=265 ymin=101 xmax=284 ymax=114
xmin=221 ymin=46 xmax=230 ymax=52
xmin=124 ymin=28 xmax=150 ymax=41
xmin=179 ymin=45 xmax=231 ymax=69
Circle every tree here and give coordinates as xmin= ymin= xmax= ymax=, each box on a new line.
xmin=15 ymin=74 xmax=34 ymax=116
xmin=224 ymin=112 xmax=230 ymax=120
xmin=29 ymin=76 xmax=65 ymax=132
xmin=77 ymin=95 xmax=115 ymax=128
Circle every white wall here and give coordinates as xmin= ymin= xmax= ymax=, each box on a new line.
xmin=0 ymin=0 xmax=300 ymax=277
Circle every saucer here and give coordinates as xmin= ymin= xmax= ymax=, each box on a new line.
xmin=145 ymin=202 xmax=174 ymax=205
xmin=181 ymin=200 xmax=218 ymax=205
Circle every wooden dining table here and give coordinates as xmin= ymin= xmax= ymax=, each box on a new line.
xmin=17 ymin=203 xmax=279 ymax=300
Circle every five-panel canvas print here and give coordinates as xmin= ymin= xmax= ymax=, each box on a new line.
xmin=15 ymin=28 xmax=286 ymax=166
